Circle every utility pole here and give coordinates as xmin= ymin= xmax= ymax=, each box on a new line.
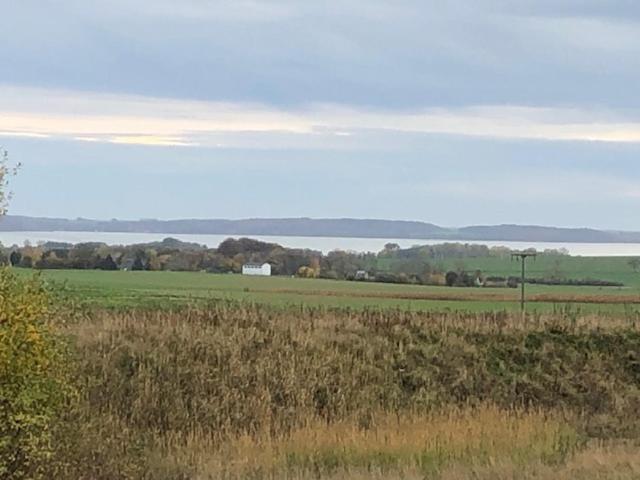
xmin=511 ymin=251 xmax=537 ymax=312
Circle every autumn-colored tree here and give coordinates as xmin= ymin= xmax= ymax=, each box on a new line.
xmin=0 ymin=272 xmax=73 ymax=478
xmin=0 ymin=148 xmax=72 ymax=478
xmin=297 ymin=265 xmax=318 ymax=278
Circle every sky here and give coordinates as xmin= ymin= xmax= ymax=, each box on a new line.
xmin=1 ymin=0 xmax=639 ymax=230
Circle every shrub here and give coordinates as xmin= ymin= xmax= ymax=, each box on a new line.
xmin=0 ymin=268 xmax=72 ymax=479
xmin=445 ymin=271 xmax=459 ymax=286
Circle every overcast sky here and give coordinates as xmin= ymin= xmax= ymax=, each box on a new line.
xmin=1 ymin=0 xmax=639 ymax=229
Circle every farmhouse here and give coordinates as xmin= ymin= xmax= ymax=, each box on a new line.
xmin=354 ymin=270 xmax=369 ymax=281
xmin=242 ymin=263 xmax=272 ymax=276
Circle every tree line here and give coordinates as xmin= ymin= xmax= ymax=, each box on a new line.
xmin=0 ymin=238 xmax=578 ymax=286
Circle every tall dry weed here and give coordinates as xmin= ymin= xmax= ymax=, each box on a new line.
xmin=54 ymin=302 xmax=640 ymax=478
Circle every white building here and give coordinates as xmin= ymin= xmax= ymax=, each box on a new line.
xmin=242 ymin=263 xmax=272 ymax=276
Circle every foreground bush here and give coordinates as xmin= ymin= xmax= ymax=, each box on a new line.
xmin=0 ymin=269 xmax=72 ymax=479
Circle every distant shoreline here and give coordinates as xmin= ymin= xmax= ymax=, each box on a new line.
xmin=1 ymin=215 xmax=640 ymax=244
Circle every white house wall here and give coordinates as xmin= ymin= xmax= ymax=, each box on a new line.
xmin=242 ymin=264 xmax=271 ymax=276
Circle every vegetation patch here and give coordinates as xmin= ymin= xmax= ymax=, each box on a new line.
xmin=0 ymin=269 xmax=73 ymax=479
xmin=37 ymin=302 xmax=640 ymax=478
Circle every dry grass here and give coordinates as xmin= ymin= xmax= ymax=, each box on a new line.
xmin=51 ymin=302 xmax=640 ymax=479
xmin=436 ymin=442 xmax=640 ymax=480
xmin=158 ymin=406 xmax=579 ymax=479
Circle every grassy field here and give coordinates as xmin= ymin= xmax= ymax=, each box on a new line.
xmin=23 ymin=266 xmax=640 ymax=314
xmin=10 ymin=255 xmax=640 ymax=478
xmin=8 ymin=264 xmax=640 ymax=478
xmin=390 ymin=254 xmax=640 ymax=288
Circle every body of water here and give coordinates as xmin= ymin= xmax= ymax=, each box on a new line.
xmin=1 ymin=231 xmax=640 ymax=257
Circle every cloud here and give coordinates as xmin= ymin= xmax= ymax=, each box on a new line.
xmin=66 ymin=0 xmax=297 ymax=23
xmin=108 ymin=136 xmax=196 ymax=147
xmin=7 ymin=133 xmax=638 ymax=229
xmin=484 ymin=0 xmax=640 ymax=21
xmin=2 ymin=85 xmax=640 ymax=148
xmin=1 ymin=1 xmax=639 ymax=229
xmin=2 ymin=1 xmax=640 ymax=110
xmin=0 ymin=131 xmax=50 ymax=139
xmin=415 ymin=173 xmax=640 ymax=202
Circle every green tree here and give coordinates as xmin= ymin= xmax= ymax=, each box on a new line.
xmin=132 ymin=250 xmax=147 ymax=270
xmin=445 ymin=271 xmax=459 ymax=287
xmin=382 ymin=243 xmax=400 ymax=254
xmin=9 ymin=250 xmax=22 ymax=266
xmin=98 ymin=254 xmax=118 ymax=271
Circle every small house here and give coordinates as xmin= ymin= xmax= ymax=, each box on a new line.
xmin=354 ymin=270 xmax=369 ymax=281
xmin=242 ymin=263 xmax=272 ymax=276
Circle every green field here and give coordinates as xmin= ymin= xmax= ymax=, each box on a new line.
xmin=386 ymin=253 xmax=640 ymax=287
xmin=23 ymin=262 xmax=640 ymax=314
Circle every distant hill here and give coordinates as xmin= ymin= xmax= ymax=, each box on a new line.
xmin=1 ymin=215 xmax=639 ymax=244
xmin=454 ymin=224 xmax=640 ymax=243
